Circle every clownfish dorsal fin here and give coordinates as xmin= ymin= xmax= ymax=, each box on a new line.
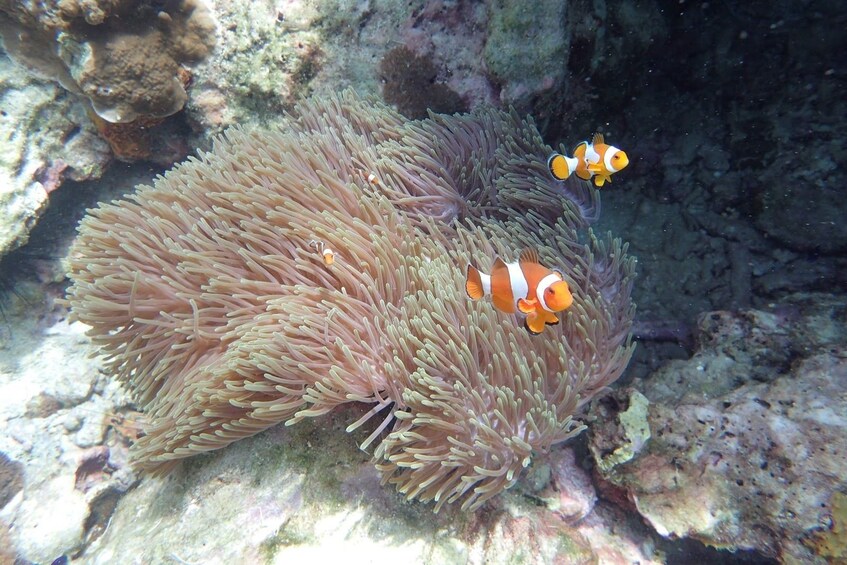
xmin=492 ymin=256 xmax=508 ymax=272
xmin=592 ymin=132 xmax=605 ymax=145
xmin=518 ymin=247 xmax=540 ymax=265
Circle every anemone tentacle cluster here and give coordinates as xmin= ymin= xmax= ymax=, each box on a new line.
xmin=65 ymin=91 xmax=635 ymax=511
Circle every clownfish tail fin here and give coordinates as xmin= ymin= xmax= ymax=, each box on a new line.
xmin=547 ymin=153 xmax=575 ymax=181
xmin=465 ymin=264 xmax=485 ymax=300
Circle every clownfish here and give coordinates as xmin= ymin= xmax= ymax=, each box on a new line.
xmin=547 ymin=133 xmax=629 ymax=187
xmin=465 ymin=248 xmax=574 ymax=335
xmin=308 ymin=239 xmax=335 ymax=266
xmin=573 ymin=133 xmax=629 ymax=187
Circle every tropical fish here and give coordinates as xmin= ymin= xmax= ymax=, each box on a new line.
xmin=465 ymin=248 xmax=574 ymax=335
xmin=572 ymin=133 xmax=629 ymax=187
xmin=308 ymin=239 xmax=335 ymax=266
xmin=547 ymin=133 xmax=629 ymax=187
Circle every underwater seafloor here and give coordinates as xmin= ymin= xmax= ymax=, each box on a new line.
xmin=1 ymin=1 xmax=846 ymax=564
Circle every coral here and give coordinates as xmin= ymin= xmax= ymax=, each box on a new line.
xmin=0 ymin=0 xmax=215 ymax=123
xmin=65 ymin=90 xmax=635 ymax=511
xmin=185 ymin=0 xmax=323 ymax=134
xmin=87 ymin=112 xmax=189 ymax=164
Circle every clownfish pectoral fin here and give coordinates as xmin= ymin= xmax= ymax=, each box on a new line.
xmin=524 ymin=312 xmax=546 ymax=335
xmin=517 ymin=298 xmax=537 ymax=314
xmin=592 ymin=132 xmax=605 ymax=145
xmin=518 ymin=247 xmax=540 ymax=266
xmin=587 ymin=162 xmax=603 ymax=173
xmin=465 ymin=264 xmax=485 ymax=300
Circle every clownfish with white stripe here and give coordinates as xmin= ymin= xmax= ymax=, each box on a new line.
xmin=547 ymin=133 xmax=629 ymax=187
xmin=308 ymin=239 xmax=335 ymax=265
xmin=465 ymin=248 xmax=574 ymax=335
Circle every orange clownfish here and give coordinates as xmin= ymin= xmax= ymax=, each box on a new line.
xmin=465 ymin=248 xmax=574 ymax=335
xmin=309 ymin=239 xmax=335 ymax=266
xmin=573 ymin=133 xmax=629 ymax=187
xmin=547 ymin=133 xmax=629 ymax=187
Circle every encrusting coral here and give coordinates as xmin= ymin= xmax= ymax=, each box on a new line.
xmin=0 ymin=0 xmax=215 ymax=123
xmin=65 ymin=90 xmax=635 ymax=511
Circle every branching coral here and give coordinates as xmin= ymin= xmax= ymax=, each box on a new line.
xmin=65 ymin=90 xmax=635 ymax=511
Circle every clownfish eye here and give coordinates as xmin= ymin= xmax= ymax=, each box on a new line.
xmin=613 ymin=154 xmax=621 ymax=160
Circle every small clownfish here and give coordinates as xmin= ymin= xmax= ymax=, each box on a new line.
xmin=572 ymin=133 xmax=629 ymax=187
xmin=465 ymin=248 xmax=574 ymax=335
xmin=308 ymin=239 xmax=335 ymax=266
xmin=357 ymin=169 xmax=383 ymax=188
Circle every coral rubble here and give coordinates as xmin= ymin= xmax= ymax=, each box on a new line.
xmin=65 ymin=90 xmax=635 ymax=511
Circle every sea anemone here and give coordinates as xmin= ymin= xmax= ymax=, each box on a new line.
xmin=65 ymin=91 xmax=635 ymax=511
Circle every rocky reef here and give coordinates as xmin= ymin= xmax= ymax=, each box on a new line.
xmin=0 ymin=53 xmax=110 ymax=256
xmin=0 ymin=0 xmax=214 ymax=255
xmin=589 ymin=294 xmax=847 ymax=563
xmin=1 ymin=0 xmax=846 ymax=562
